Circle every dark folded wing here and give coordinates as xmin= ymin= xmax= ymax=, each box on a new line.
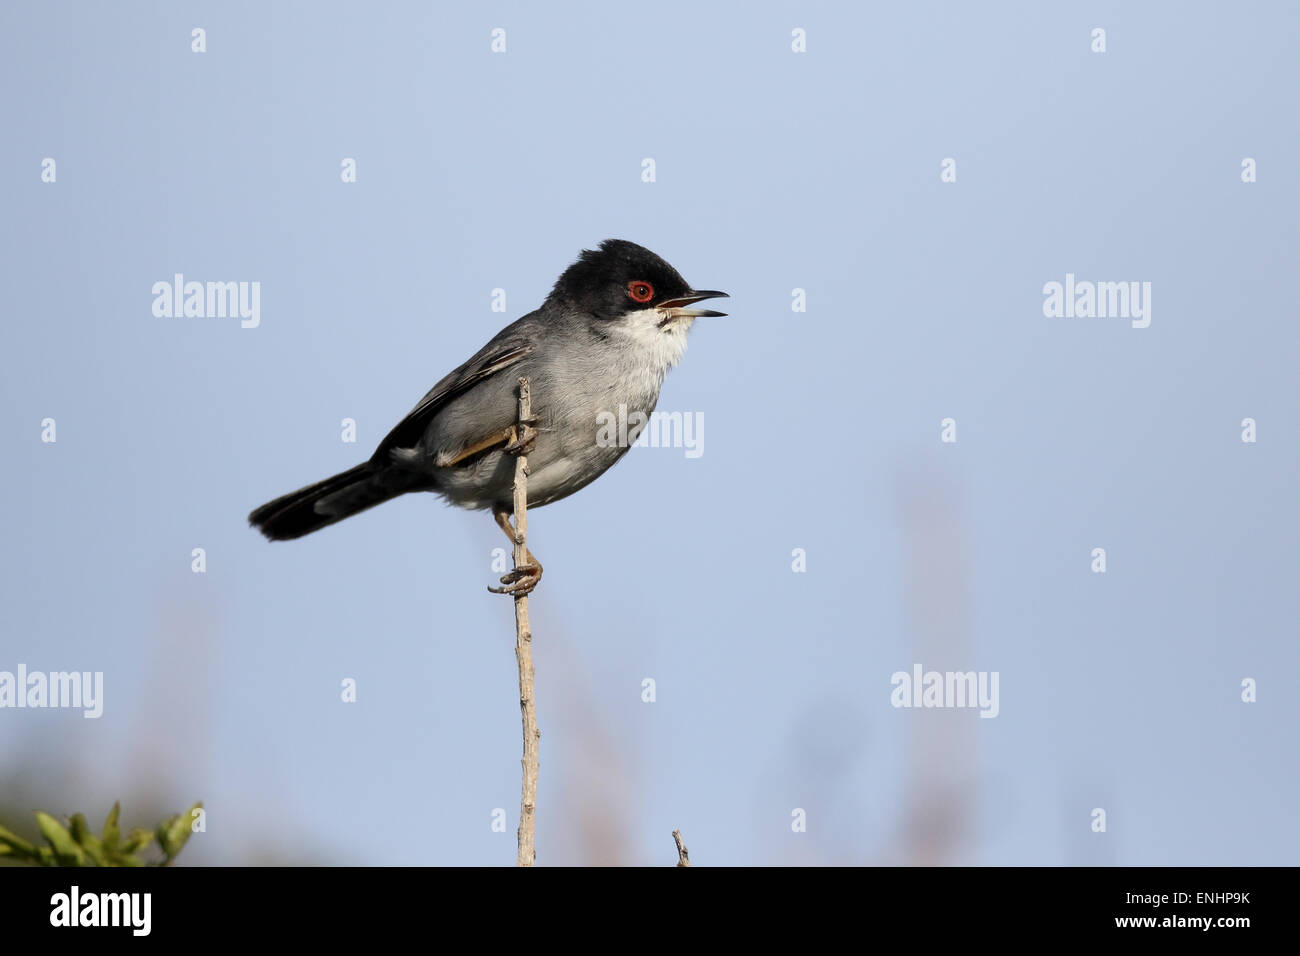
xmin=372 ymin=340 xmax=534 ymax=461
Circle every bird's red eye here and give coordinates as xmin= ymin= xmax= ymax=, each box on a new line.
xmin=628 ymin=281 xmax=654 ymax=303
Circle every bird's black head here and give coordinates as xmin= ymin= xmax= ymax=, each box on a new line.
xmin=545 ymin=239 xmax=727 ymax=322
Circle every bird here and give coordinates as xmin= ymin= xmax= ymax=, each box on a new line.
xmin=248 ymin=239 xmax=727 ymax=595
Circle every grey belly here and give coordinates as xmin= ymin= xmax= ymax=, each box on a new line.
xmin=431 ymin=433 xmax=631 ymax=511
xmin=424 ymin=374 xmax=656 ymax=512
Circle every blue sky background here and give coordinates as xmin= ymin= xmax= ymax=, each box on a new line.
xmin=1 ymin=1 xmax=1296 ymax=865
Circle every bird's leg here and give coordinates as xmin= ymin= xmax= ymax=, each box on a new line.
xmin=440 ymin=428 xmax=514 ymax=467
xmin=440 ymin=417 xmax=539 ymax=469
xmin=488 ymin=507 xmax=542 ymax=596
xmin=492 ymin=508 xmax=542 ymax=566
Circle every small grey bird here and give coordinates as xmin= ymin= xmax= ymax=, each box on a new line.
xmin=248 ymin=239 xmax=727 ymax=593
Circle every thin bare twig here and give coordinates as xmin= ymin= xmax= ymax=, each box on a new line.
xmin=509 ymin=378 xmax=539 ymax=867
xmin=673 ymin=829 xmax=691 ymax=867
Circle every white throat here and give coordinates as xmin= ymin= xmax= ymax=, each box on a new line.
xmin=621 ymin=308 xmax=692 ymax=369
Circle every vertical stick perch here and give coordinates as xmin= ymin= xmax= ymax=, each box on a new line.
xmin=510 ymin=377 xmax=539 ymax=867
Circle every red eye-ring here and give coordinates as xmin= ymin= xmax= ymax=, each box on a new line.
xmin=628 ymin=281 xmax=654 ymax=303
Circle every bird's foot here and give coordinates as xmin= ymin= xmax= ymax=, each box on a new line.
xmin=488 ymin=562 xmax=542 ymax=597
xmin=504 ymin=419 xmax=540 ymax=457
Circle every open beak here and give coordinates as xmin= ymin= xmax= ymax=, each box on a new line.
xmin=658 ymin=290 xmax=729 ymax=323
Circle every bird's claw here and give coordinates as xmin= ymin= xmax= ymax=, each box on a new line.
xmin=504 ymin=419 xmax=540 ymax=457
xmin=488 ymin=562 xmax=542 ymax=596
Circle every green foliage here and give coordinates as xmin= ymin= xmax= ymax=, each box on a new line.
xmin=0 ymin=801 xmax=202 ymax=867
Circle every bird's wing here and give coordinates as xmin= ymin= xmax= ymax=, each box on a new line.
xmin=372 ymin=339 xmax=534 ymax=462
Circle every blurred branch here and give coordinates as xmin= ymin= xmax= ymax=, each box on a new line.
xmin=0 ymin=801 xmax=202 ymax=867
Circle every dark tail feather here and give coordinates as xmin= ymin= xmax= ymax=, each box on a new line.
xmin=249 ymin=463 xmax=406 ymax=540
